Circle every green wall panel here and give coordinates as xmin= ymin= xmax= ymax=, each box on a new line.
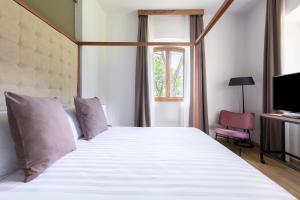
xmin=25 ymin=0 xmax=75 ymax=38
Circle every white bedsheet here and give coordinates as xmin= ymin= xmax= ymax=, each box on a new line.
xmin=0 ymin=127 xmax=295 ymax=200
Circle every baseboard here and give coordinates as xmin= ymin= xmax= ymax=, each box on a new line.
xmin=290 ymin=158 xmax=300 ymax=167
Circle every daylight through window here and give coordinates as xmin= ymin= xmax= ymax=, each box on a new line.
xmin=152 ymin=47 xmax=185 ymax=102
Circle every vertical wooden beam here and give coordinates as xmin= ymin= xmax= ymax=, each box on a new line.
xmin=166 ymin=51 xmax=171 ymax=97
xmin=77 ymin=45 xmax=81 ymax=97
xmin=193 ymin=45 xmax=200 ymax=128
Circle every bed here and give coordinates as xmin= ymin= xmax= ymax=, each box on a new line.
xmin=0 ymin=1 xmax=296 ymax=199
xmin=0 ymin=126 xmax=295 ymax=200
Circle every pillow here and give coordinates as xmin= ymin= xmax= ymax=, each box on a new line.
xmin=74 ymin=97 xmax=108 ymax=140
xmin=0 ymin=111 xmax=19 ymax=179
xmin=65 ymin=109 xmax=83 ymax=141
xmin=101 ymin=105 xmax=109 ymax=123
xmin=5 ymin=92 xmax=76 ymax=182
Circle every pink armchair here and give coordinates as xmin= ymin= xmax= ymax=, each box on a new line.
xmin=215 ymin=110 xmax=255 ymax=155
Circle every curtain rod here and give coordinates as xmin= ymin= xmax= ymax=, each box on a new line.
xmin=138 ymin=9 xmax=204 ymax=16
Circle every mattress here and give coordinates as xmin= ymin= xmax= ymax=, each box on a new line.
xmin=0 ymin=127 xmax=295 ymax=200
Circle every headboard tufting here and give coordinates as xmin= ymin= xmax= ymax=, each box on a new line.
xmin=0 ymin=0 xmax=78 ymax=110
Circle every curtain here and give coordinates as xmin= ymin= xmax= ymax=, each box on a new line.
xmin=263 ymin=0 xmax=284 ymax=152
xmin=189 ymin=15 xmax=209 ymax=133
xmin=134 ymin=15 xmax=151 ymax=127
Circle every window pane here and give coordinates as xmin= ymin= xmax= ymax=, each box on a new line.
xmin=170 ymin=51 xmax=184 ymax=97
xmin=153 ymin=51 xmax=166 ymax=97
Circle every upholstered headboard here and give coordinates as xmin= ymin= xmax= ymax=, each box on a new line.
xmin=0 ymin=0 xmax=78 ymax=110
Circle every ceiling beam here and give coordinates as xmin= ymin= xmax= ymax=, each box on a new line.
xmin=78 ymin=42 xmax=194 ymax=47
xmin=138 ymin=9 xmax=204 ymax=16
xmin=195 ymin=0 xmax=234 ymax=45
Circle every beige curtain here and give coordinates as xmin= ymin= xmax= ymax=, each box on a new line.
xmin=134 ymin=15 xmax=151 ymax=127
xmin=189 ymin=15 xmax=209 ymax=133
xmin=263 ymin=0 xmax=283 ymax=152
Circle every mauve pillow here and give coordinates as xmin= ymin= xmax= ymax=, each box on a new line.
xmin=74 ymin=97 xmax=108 ymax=140
xmin=5 ymin=92 xmax=76 ymax=182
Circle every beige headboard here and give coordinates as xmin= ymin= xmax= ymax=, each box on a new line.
xmin=0 ymin=0 xmax=78 ymax=110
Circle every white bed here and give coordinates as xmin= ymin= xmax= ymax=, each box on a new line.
xmin=0 ymin=127 xmax=295 ymax=200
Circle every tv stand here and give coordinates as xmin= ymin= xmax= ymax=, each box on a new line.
xmin=260 ymin=113 xmax=300 ymax=172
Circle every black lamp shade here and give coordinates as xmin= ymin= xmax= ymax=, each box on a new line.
xmin=229 ymin=77 xmax=255 ymax=86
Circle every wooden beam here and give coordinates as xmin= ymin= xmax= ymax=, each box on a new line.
xmin=166 ymin=51 xmax=171 ymax=97
xmin=78 ymin=42 xmax=194 ymax=47
xmin=138 ymin=9 xmax=204 ymax=16
xmin=154 ymin=46 xmax=185 ymax=52
xmin=77 ymin=46 xmax=81 ymax=97
xmin=155 ymin=97 xmax=184 ymax=102
xmin=195 ymin=0 xmax=234 ymax=45
xmin=13 ymin=0 xmax=77 ymax=44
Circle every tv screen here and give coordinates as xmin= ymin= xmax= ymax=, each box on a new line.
xmin=273 ymin=72 xmax=300 ymax=112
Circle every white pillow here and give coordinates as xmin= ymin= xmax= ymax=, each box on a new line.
xmin=101 ymin=105 xmax=108 ymax=119
xmin=101 ymin=105 xmax=110 ymax=125
xmin=65 ymin=109 xmax=83 ymax=142
xmin=0 ymin=112 xmax=19 ymax=179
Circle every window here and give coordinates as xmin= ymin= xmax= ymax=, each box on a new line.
xmin=284 ymin=6 xmax=300 ymax=75
xmin=152 ymin=47 xmax=185 ymax=102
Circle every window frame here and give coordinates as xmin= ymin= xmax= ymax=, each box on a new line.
xmin=152 ymin=46 xmax=185 ymax=102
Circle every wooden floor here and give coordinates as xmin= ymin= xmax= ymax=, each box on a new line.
xmin=221 ymin=141 xmax=300 ymax=199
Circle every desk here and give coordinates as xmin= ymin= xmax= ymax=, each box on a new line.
xmin=260 ymin=113 xmax=300 ymax=171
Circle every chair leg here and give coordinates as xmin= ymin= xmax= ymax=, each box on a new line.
xmin=248 ymin=132 xmax=254 ymax=147
xmin=239 ymin=139 xmax=242 ymax=156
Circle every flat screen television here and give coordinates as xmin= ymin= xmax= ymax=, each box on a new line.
xmin=273 ymin=72 xmax=300 ymax=113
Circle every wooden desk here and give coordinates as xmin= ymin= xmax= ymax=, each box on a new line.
xmin=260 ymin=113 xmax=300 ymax=171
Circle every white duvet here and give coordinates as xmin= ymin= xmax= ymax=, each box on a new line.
xmin=0 ymin=127 xmax=295 ymax=200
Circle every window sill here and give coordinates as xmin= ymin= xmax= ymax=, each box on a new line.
xmin=155 ymin=97 xmax=184 ymax=102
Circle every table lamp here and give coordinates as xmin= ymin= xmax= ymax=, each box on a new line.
xmin=229 ymin=77 xmax=255 ymax=113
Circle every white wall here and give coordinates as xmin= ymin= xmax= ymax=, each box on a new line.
xmin=205 ymin=13 xmax=250 ymax=136
xmin=75 ymin=0 xmax=107 ymax=102
xmin=242 ymin=0 xmax=266 ymax=143
xmin=153 ymin=103 xmax=183 ymax=126
xmin=104 ymin=12 xmax=138 ymax=126
xmin=206 ymin=0 xmax=267 ymax=143
xmin=76 ymin=0 xmax=137 ymax=126
xmin=286 ymin=0 xmax=300 ymax=13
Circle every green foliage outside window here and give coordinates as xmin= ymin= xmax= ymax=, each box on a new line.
xmin=153 ymin=53 xmax=166 ymax=97
xmin=153 ymin=48 xmax=184 ymax=99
